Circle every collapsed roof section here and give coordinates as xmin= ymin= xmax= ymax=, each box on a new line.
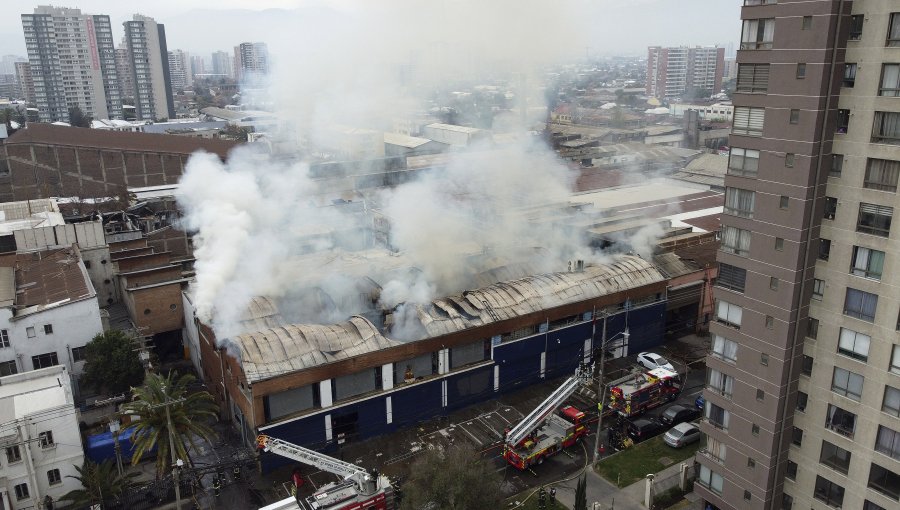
xmin=410 ymin=255 xmax=665 ymax=338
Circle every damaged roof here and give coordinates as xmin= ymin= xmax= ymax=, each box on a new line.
xmin=235 ymin=316 xmax=401 ymax=383
xmin=412 ymin=255 xmax=664 ymax=338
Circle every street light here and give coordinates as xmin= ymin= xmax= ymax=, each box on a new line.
xmin=592 ymin=313 xmax=629 ymax=466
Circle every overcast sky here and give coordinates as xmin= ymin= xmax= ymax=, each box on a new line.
xmin=2 ymin=0 xmax=741 ymax=60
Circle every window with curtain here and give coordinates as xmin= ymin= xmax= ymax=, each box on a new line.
xmin=707 ymin=369 xmax=734 ymax=398
xmin=812 ymin=279 xmax=825 ymax=300
xmin=867 ymin=463 xmax=900 ymax=500
xmin=702 ymin=435 xmax=726 ymax=463
xmin=889 ymin=13 xmax=900 ymax=47
xmin=832 ymin=367 xmax=864 ymax=401
xmin=843 ymin=63 xmax=857 ymax=87
xmin=705 ymin=402 xmax=730 ymax=429
xmin=698 ymin=464 xmax=724 ymax=494
xmin=850 ymin=246 xmax=885 ymax=279
xmin=857 ymin=202 xmax=893 ymax=236
xmin=824 ymin=196 xmax=837 ymax=220
xmin=728 ymin=148 xmax=759 ymax=175
xmin=818 ymin=238 xmax=832 ymax=260
xmin=724 ymin=188 xmax=756 ymax=218
xmin=733 ymin=106 xmax=765 ymax=135
xmin=721 ymin=226 xmax=751 ymax=256
xmin=741 ymin=18 xmax=774 ymax=49
xmin=712 ymin=335 xmax=738 ymax=363
xmin=864 ymin=158 xmax=900 ymax=191
xmin=844 ymin=287 xmax=878 ymax=322
xmin=876 ymin=425 xmax=900 ymax=460
xmin=838 ymin=328 xmax=871 ymax=361
xmin=831 ymin=154 xmax=844 ymax=177
xmin=891 ymin=345 xmax=900 ymax=375
xmin=716 ymin=300 xmax=743 ymax=328
xmin=884 ymin=386 xmax=900 ymax=417
xmin=837 ymin=109 xmax=850 ymax=133
xmin=736 ymin=64 xmax=769 ymax=93
xmin=880 ymin=64 xmax=900 ymax=96
xmin=717 ymin=263 xmax=746 ymax=292
xmin=849 ymin=14 xmax=864 ymax=40
xmin=826 ymin=404 xmax=857 ymax=438
xmin=873 ymin=111 xmax=900 ymax=143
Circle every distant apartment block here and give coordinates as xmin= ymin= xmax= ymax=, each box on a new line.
xmin=168 ymin=49 xmax=191 ymax=91
xmin=21 ymin=6 xmax=121 ymax=122
xmin=115 ymin=43 xmax=134 ymax=104
xmin=234 ymin=42 xmax=269 ymax=83
xmin=211 ymin=50 xmax=233 ymax=79
xmin=123 ymin=14 xmax=175 ymax=121
xmin=647 ymin=46 xmax=725 ymax=100
xmin=13 ymin=62 xmax=33 ymax=104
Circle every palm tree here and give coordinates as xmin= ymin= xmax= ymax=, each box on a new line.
xmin=120 ymin=371 xmax=218 ymax=477
xmin=59 ymin=459 xmax=139 ymax=508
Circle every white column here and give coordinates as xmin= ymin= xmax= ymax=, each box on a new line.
xmin=381 ymin=363 xmax=394 ymax=390
xmin=540 ymin=352 xmax=546 ymax=379
xmin=319 ymin=380 xmax=333 ymax=408
xmin=441 ymin=380 xmax=448 ymax=408
xmin=385 ymin=396 xmax=393 ymax=425
xmin=438 ymin=348 xmax=449 ymax=374
xmin=584 ymin=338 xmax=592 ymax=363
xmin=493 ymin=365 xmax=500 ymax=392
xmin=324 ymin=414 xmax=333 ymax=441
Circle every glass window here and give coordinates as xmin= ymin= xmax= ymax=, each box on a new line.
xmin=6 ymin=445 xmax=21 ymax=463
xmin=769 ymin=276 xmax=779 ymax=290
xmin=876 ymin=425 xmax=900 ymax=461
xmin=864 ymin=158 xmax=900 ymax=191
xmin=725 ymin=188 xmax=756 ymax=218
xmin=813 ymin=476 xmax=845 ymax=507
xmin=0 ymin=360 xmax=16 ymax=376
xmin=708 ymin=369 xmax=734 ymax=398
xmin=733 ymin=106 xmax=765 ymax=135
xmin=879 ymin=64 xmax=900 ymax=96
xmin=802 ymin=16 xmax=812 ymax=30
xmin=844 ymin=287 xmax=878 ymax=322
xmin=838 ymin=328 xmax=870 ymax=361
xmin=812 ymin=279 xmax=825 ymax=300
xmin=47 ymin=468 xmax=61 ymax=485
xmin=873 ymin=111 xmax=900 ymax=144
xmin=832 ymin=366 xmax=864 ymax=400
xmin=850 ymin=246 xmax=885 ymax=280
xmin=741 ymin=18 xmax=775 ymax=49
xmin=891 ymin=345 xmax=900 ymax=375
xmin=843 ymin=63 xmax=857 ymax=87
xmin=705 ymin=402 xmax=730 ymax=429
xmin=796 ymin=63 xmax=806 ymax=79
xmin=789 ymin=109 xmax=800 ymax=124
xmin=849 ymin=14 xmax=864 ymax=40
xmin=857 ymin=202 xmax=893 ymax=237
xmin=796 ymin=391 xmax=808 ymax=412
xmin=14 ymin=483 xmax=28 ymax=501
xmin=825 ymin=404 xmax=857 ymax=438
xmin=883 ymin=385 xmax=900 ymax=417
xmin=776 ymin=237 xmax=785 ymax=251
xmin=807 ymin=317 xmax=819 ymax=339
xmin=31 ymin=352 xmax=59 ymax=370
xmin=792 ymin=426 xmax=803 ymax=446
xmin=721 ymin=226 xmax=751 ymax=256
xmin=820 ymin=441 xmax=851 ymax=474
xmin=0 ymin=329 xmax=8 ymax=348
xmin=818 ymin=238 xmax=831 ymax=260
xmin=717 ymin=263 xmax=746 ymax=292
xmin=72 ymin=346 xmax=86 ymax=363
xmin=716 ymin=300 xmax=743 ymax=328
xmin=802 ymin=354 xmax=814 ymax=376
xmin=712 ymin=335 xmax=738 ymax=363
xmin=728 ymin=148 xmax=760 ymax=176
xmin=736 ymin=64 xmax=769 ymax=93
xmin=837 ymin=109 xmax=850 ymax=133
xmin=38 ymin=430 xmax=54 ymax=448
xmin=786 ymin=461 xmax=797 ymax=480
xmin=698 ymin=464 xmax=724 ymax=494
xmin=824 ymin=196 xmax=837 ymax=220
xmin=867 ymin=463 xmax=900 ymax=500
xmin=830 ymin=154 xmax=843 ymax=177
xmin=784 ymin=154 xmax=794 ymax=168
xmin=865 ymin=500 xmax=887 ymax=510
xmin=889 ymin=13 xmax=900 ymax=47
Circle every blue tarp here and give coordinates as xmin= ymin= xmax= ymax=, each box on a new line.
xmin=86 ymin=426 xmax=156 ymax=464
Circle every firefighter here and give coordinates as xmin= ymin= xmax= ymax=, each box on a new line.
xmin=213 ymin=475 xmax=221 ymax=497
xmin=538 ymin=487 xmax=546 ymax=509
xmin=233 ymin=464 xmax=242 ymax=481
xmin=291 ymin=468 xmax=304 ymax=490
xmin=549 ymin=487 xmax=556 ymax=501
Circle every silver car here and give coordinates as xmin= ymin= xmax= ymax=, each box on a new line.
xmin=664 ymin=422 xmax=701 ymax=448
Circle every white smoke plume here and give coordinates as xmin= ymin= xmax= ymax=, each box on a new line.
xmin=177 ymin=1 xmax=659 ymax=342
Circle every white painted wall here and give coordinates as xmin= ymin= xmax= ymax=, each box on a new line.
xmin=181 ymin=290 xmax=202 ymax=375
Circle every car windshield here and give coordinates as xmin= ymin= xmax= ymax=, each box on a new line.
xmin=654 ymin=356 xmax=670 ymax=365
xmin=669 ymin=429 xmax=684 ymax=438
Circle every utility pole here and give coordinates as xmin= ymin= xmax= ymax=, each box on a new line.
xmin=592 ymin=314 xmax=607 ymax=466
xmin=159 ymin=393 xmax=185 ymax=510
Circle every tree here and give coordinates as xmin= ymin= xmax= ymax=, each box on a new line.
xmin=59 ymin=459 xmax=139 ymax=508
xmin=574 ymin=473 xmax=587 ymax=510
xmin=81 ymin=330 xmax=145 ymax=395
xmin=120 ymin=371 xmax=218 ymax=477
xmin=68 ymin=106 xmax=91 ymax=127
xmin=400 ymin=446 xmax=502 ymax=510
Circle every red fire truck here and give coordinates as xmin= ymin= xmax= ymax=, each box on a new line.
xmin=607 ymin=368 xmax=681 ymax=418
xmin=503 ymin=368 xmax=591 ymax=470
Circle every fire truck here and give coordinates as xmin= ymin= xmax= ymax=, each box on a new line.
xmin=257 ymin=434 xmax=395 ymax=510
xmin=607 ymin=367 xmax=681 ymax=418
xmin=503 ymin=366 xmax=591 ymax=470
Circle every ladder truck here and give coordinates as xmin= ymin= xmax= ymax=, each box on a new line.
xmin=502 ymin=366 xmax=591 ymax=470
xmin=256 ymin=434 xmax=395 ymax=510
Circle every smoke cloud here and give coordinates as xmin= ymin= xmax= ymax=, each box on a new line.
xmin=178 ymin=1 xmax=646 ymax=342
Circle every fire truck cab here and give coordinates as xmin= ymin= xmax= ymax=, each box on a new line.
xmin=608 ymin=367 xmax=681 ymax=418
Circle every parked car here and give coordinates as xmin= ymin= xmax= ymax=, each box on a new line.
xmin=660 ymin=404 xmax=701 ymax=426
xmin=695 ymin=394 xmax=705 ymax=410
xmin=636 ymin=352 xmax=675 ymax=372
xmin=625 ymin=418 xmax=666 ymax=443
xmin=664 ymin=422 xmax=701 ymax=448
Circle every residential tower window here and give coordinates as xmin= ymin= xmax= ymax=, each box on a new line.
xmin=873 ymin=111 xmax=900 ymax=144
xmin=807 ymin=318 xmax=819 ymax=339
xmin=818 ymin=238 xmax=831 ymax=260
xmin=837 ymin=109 xmax=850 ymax=133
xmin=717 ymin=263 xmax=746 ymax=293
xmin=850 ymin=246 xmax=885 ymax=279
xmin=891 ymin=345 xmax=900 ymax=375
xmin=6 ymin=445 xmax=21 ymax=463
xmin=867 ymin=463 xmax=900 ymax=500
xmin=697 ymin=464 xmax=724 ymax=495
xmin=825 ymin=404 xmax=857 ymax=438
xmin=14 ymin=483 xmax=28 ymax=501
xmin=889 ymin=13 xmax=900 ymax=47
xmin=857 ymin=203 xmax=893 ymax=236
xmin=813 ymin=476 xmax=845 ymax=507
xmin=830 ymin=154 xmax=843 ymax=177
xmin=824 ymin=197 xmax=837 ymax=220
xmin=715 ymin=300 xmax=743 ymax=328
xmin=820 ymin=441 xmax=851 ymax=475
xmin=791 ymin=427 xmax=803 ymax=446
xmin=0 ymin=329 xmax=8 ymax=348
xmin=31 ymin=352 xmax=59 ymax=370
xmin=832 ymin=366 xmax=864 ymax=400
xmin=796 ymin=63 xmax=806 ymax=79
xmin=47 ymin=468 xmax=61 ymax=485
xmin=712 ymin=335 xmax=738 ymax=363
xmin=707 ymin=369 xmax=734 ymax=398
xmin=876 ymin=425 xmax=900 ymax=460
xmin=721 ymin=226 xmax=751 ymax=256
xmin=880 ymin=64 xmax=900 ymax=96
xmin=864 ymin=158 xmax=900 ymax=191
xmin=724 ymin=187 xmax=756 ymax=218
xmin=843 ymin=63 xmax=857 ymax=87
xmin=801 ymin=355 xmax=813 ymax=376
xmin=733 ymin=106 xmax=765 ymax=136
xmin=728 ymin=148 xmax=759 ymax=176
xmin=0 ymin=360 xmax=16 ymax=376
xmin=812 ymin=279 xmax=825 ymax=300
xmin=838 ymin=328 xmax=871 ymax=362
xmin=884 ymin=385 xmax=900 ymax=417
xmin=741 ymin=18 xmax=774 ymax=49
xmin=705 ymin=402 xmax=730 ymax=429
xmin=736 ymin=64 xmax=769 ymax=93
xmin=796 ymin=391 xmax=808 ymax=412
xmin=844 ymin=287 xmax=879 ymax=322
xmin=38 ymin=430 xmax=54 ymax=448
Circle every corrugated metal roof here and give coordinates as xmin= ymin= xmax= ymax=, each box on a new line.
xmin=411 ymin=255 xmax=665 ymax=338
xmin=235 ymin=316 xmax=401 ymax=383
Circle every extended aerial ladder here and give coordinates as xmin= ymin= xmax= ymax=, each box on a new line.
xmin=257 ymin=434 xmax=394 ymax=510
xmin=503 ymin=365 xmax=592 ymax=469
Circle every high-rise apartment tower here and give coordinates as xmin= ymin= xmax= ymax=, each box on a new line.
xmin=123 ymin=14 xmax=175 ymax=121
